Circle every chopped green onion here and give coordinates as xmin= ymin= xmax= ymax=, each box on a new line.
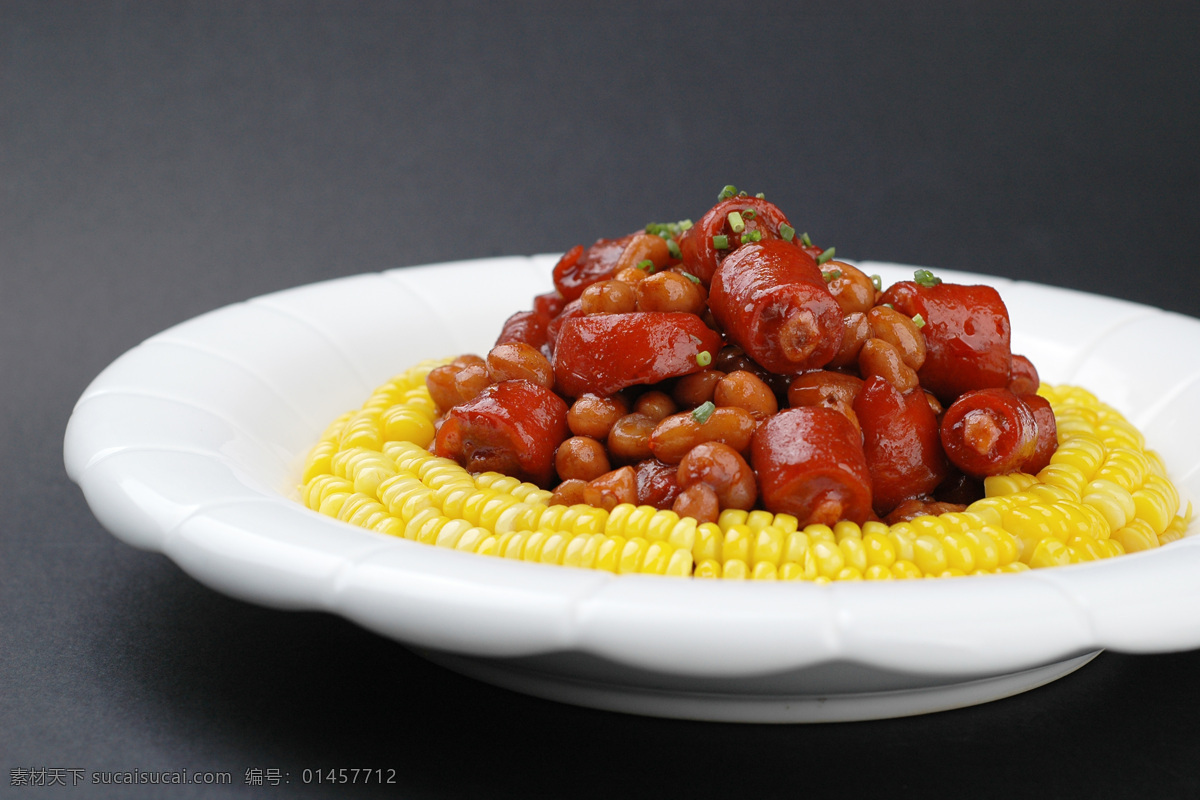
xmin=912 ymin=313 xmax=926 ymax=329
xmin=742 ymin=208 xmax=757 ymax=220
xmin=755 ymin=192 xmax=766 ymax=199
xmin=727 ymin=211 xmax=746 ymax=233
xmin=800 ymin=232 xmax=813 ymax=248
xmin=637 ymin=259 xmax=655 ymax=272
xmin=780 ymin=224 xmax=796 ymax=242
xmin=713 ymin=234 xmax=730 ymax=249
xmin=914 ymin=269 xmax=942 ymax=288
xmin=667 ymin=239 xmax=681 ymax=259
xmin=692 ymin=399 xmax=716 ymax=421
xmin=870 ymin=274 xmax=882 ymax=291
xmin=816 ymin=246 xmax=835 ymax=265
xmin=682 ymin=271 xmax=700 ymax=284
xmin=718 ymin=185 xmax=738 ymax=201
xmin=823 ymin=268 xmax=843 ymax=283
xmin=743 ymin=230 xmax=763 ymax=243
xmin=737 ymin=190 xmax=748 ymax=197
xmin=679 ymin=219 xmax=693 ymax=231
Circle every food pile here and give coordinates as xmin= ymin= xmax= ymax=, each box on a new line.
xmin=300 ymin=188 xmax=1190 ymax=580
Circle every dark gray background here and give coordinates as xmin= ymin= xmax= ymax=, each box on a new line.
xmin=5 ymin=2 xmax=1200 ymax=798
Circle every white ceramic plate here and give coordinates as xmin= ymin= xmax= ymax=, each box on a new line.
xmin=63 ymin=256 xmax=1200 ymax=723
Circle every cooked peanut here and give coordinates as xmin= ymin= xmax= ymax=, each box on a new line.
xmin=568 ymin=393 xmax=629 ymax=439
xmin=580 ymin=279 xmax=637 ymax=315
xmin=827 ymin=311 xmax=871 ymax=369
xmin=607 ymin=412 xmax=657 ymax=463
xmin=583 ymin=466 xmax=639 ymax=510
xmin=858 ymin=338 xmax=920 ymax=393
xmin=555 ymin=436 xmax=612 ymax=482
xmin=635 ymin=271 xmax=705 ymax=315
xmin=648 ymin=406 xmax=756 ymax=464
xmin=672 ymin=368 xmax=725 ymax=407
xmin=612 ymin=232 xmax=674 ymax=275
xmin=671 ymin=483 xmax=720 ymax=524
xmin=453 ymin=362 xmax=491 ymax=403
xmin=486 ymin=342 xmax=554 ymax=388
xmin=714 ymin=370 xmax=778 ymax=420
xmin=787 ymin=371 xmax=864 ymax=408
xmin=677 ymin=442 xmax=757 ymax=510
xmin=634 ymin=390 xmax=677 ymax=421
xmin=821 ymin=261 xmax=876 ymax=315
xmin=867 ymin=305 xmax=926 ymax=371
xmin=550 ymin=478 xmax=588 ymax=507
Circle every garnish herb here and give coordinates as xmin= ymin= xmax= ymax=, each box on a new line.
xmin=712 ymin=234 xmax=730 ymax=250
xmin=718 ymin=185 xmax=738 ymax=201
xmin=743 ymin=230 xmax=763 ymax=243
xmin=695 ymin=351 xmax=713 ymax=367
xmin=727 ymin=211 xmax=746 ymax=233
xmin=871 ymin=274 xmax=883 ymax=291
xmin=912 ymin=313 xmax=926 ymax=329
xmin=780 ymin=224 xmax=796 ymax=242
xmin=914 ymin=269 xmax=942 ymax=288
xmin=816 ymin=247 xmax=836 ymax=265
xmin=666 ymin=239 xmax=682 ymax=259
xmin=692 ymin=399 xmax=716 ymax=422
xmin=637 ymin=259 xmax=655 ymax=272
xmin=823 ymin=268 xmax=843 ymax=283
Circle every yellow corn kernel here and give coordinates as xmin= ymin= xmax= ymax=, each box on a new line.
xmin=984 ymin=472 xmax=1039 ymax=497
xmin=338 ymin=409 xmax=384 ymax=450
xmin=454 ymin=526 xmax=490 ymax=554
xmin=538 ymin=532 xmax=571 ymax=565
xmin=434 ymin=518 xmax=475 ymax=549
xmin=941 ymin=531 xmax=977 ymax=574
xmin=665 ymin=517 xmax=698 ymax=553
xmin=1028 ymin=537 xmax=1072 ymax=568
xmin=500 ymin=531 xmax=528 ymax=560
xmin=891 ymin=560 xmax=922 ymax=579
xmin=694 ymin=559 xmax=722 ymax=579
xmin=751 ymin=525 xmax=785 ymax=567
xmin=718 ymin=508 xmax=750 ymax=531
xmin=887 ymin=528 xmax=916 ymax=563
xmin=839 ymin=537 xmax=868 ymax=573
xmin=912 ymin=535 xmax=948 ymax=576
xmin=833 ymin=519 xmax=862 ymax=541
xmin=1037 ymin=463 xmax=1088 ymax=496
xmin=594 ymin=536 xmax=625 ymax=572
xmin=562 ymin=533 xmax=600 ymax=569
xmin=811 ymin=539 xmax=845 ymax=579
xmin=381 ymin=405 xmax=436 ymax=447
xmin=722 ymin=559 xmax=749 ymax=580
xmin=722 ymin=524 xmax=754 ymax=565
xmin=693 ymin=522 xmax=724 ymax=563
xmin=645 ymin=509 xmax=682 ymax=542
xmin=603 ymin=503 xmax=635 ymax=538
xmin=864 ymin=564 xmax=894 ymax=580
xmin=781 ymin=530 xmax=811 ymax=564
xmin=521 ymin=531 xmax=551 ymax=562
xmin=777 ymin=561 xmax=809 ymax=581
xmin=862 ymin=531 xmax=896 ymax=567
xmin=317 ymin=491 xmax=350 ymax=517
xmin=963 ymin=528 xmax=1001 ymax=571
xmin=1082 ymin=479 xmax=1136 ymax=532
xmin=804 ymin=524 xmax=836 ymax=544
xmin=369 ymin=515 xmax=405 ymax=538
xmin=641 ymin=541 xmax=675 ymax=575
xmin=301 ymin=439 xmax=338 ymax=484
xmin=751 ymin=561 xmax=778 ymax=580
xmin=1112 ymin=519 xmax=1160 ymax=553
xmin=835 ymin=566 xmax=863 ymax=581
xmin=665 ymin=548 xmax=694 ymax=577
xmin=1133 ymin=486 xmax=1175 ymax=535
xmin=616 ymin=538 xmax=650 ymax=574
xmin=770 ymin=513 xmax=800 ymax=535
